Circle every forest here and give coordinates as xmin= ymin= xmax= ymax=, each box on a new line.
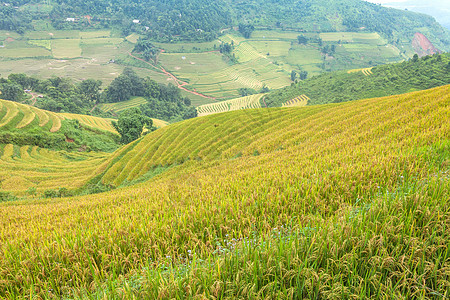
xmin=0 ymin=68 xmax=197 ymax=122
xmin=1 ymin=0 xmax=449 ymax=48
xmin=265 ymin=53 xmax=450 ymax=106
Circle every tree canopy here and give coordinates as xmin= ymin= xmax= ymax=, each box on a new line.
xmin=111 ymin=108 xmax=152 ymax=144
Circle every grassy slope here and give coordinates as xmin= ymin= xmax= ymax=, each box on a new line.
xmin=0 ymin=99 xmax=117 ymax=133
xmin=266 ymin=52 xmax=450 ymax=106
xmin=0 ymin=99 xmax=120 ymax=152
xmin=0 ymin=85 xmax=449 ymax=298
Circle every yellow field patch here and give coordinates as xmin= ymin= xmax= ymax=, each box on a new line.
xmin=197 ymin=94 xmax=263 ymax=117
xmin=282 ymin=94 xmax=310 ymax=107
xmin=347 ymin=67 xmax=373 ymax=76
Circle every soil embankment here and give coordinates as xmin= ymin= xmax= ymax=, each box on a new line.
xmin=412 ymin=32 xmax=441 ymax=57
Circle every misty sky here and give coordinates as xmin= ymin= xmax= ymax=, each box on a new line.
xmin=364 ymin=0 xmax=450 ymax=29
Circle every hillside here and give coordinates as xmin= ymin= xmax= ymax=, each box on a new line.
xmin=265 ymin=52 xmax=450 ymax=106
xmin=8 ymin=0 xmax=449 ymax=48
xmin=1 ymin=0 xmax=449 ymax=101
xmin=0 ymin=99 xmax=120 ymax=152
xmin=1 ymin=85 xmax=448 ymax=298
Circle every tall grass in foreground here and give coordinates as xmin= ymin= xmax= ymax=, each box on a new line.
xmin=0 ymin=86 xmax=449 ymax=298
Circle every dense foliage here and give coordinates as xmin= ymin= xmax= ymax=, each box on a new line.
xmin=112 ymin=108 xmax=152 ymax=144
xmin=106 ymin=68 xmax=197 ymax=122
xmin=266 ymin=52 xmax=450 ymax=106
xmin=1 ymin=73 xmax=101 ymax=114
xmin=2 ymin=0 xmax=449 ymax=48
xmin=2 ymin=69 xmax=196 ymax=122
xmin=0 ymin=116 xmax=119 ymax=152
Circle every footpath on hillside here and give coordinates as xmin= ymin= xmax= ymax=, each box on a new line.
xmin=128 ymin=52 xmax=216 ymax=100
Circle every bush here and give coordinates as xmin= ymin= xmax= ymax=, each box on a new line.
xmin=0 ymin=190 xmax=17 ymax=202
xmin=43 ymin=187 xmax=73 ymax=198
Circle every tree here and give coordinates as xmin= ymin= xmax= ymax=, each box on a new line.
xmin=238 ymin=24 xmax=255 ymax=39
xmin=412 ymin=54 xmax=419 ymax=62
xmin=299 ymin=70 xmax=308 ymax=80
xmin=297 ymin=35 xmax=308 ymax=45
xmin=112 ymin=108 xmax=152 ymax=144
xmin=78 ymin=79 xmax=102 ymax=103
xmin=290 ymin=70 xmax=297 ymax=81
xmin=0 ymin=83 xmax=23 ymax=101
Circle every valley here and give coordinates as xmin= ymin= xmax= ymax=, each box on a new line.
xmin=0 ymin=0 xmax=450 ymax=298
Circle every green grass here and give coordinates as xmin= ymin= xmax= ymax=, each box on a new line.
xmin=27 ymin=39 xmax=52 ymax=50
xmin=153 ymin=40 xmax=220 ymax=53
xmin=319 ymin=32 xmax=382 ymax=42
xmin=52 ymin=39 xmax=81 ymax=58
xmin=80 ymin=30 xmax=111 ymax=39
xmin=0 ymin=47 xmax=51 ymax=58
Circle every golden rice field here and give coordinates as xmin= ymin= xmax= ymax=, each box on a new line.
xmin=196 ymin=94 xmax=264 ymax=116
xmin=0 ymin=85 xmax=449 ymax=298
xmin=347 ymin=67 xmax=373 ymax=76
xmin=0 ymin=144 xmax=109 ymax=195
xmin=282 ymin=94 xmax=310 ymax=107
xmin=0 ymin=99 xmax=117 ymax=133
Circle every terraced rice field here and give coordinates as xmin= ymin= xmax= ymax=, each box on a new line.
xmin=282 ymin=94 xmax=310 ymax=107
xmin=59 ymin=113 xmax=117 ymax=133
xmin=233 ymin=42 xmax=265 ymax=62
xmin=99 ymin=97 xmax=149 ymax=114
xmin=347 ymin=67 xmax=373 ymax=76
xmin=319 ymin=32 xmax=382 ymax=43
xmin=197 ymin=94 xmax=264 ymax=116
xmin=0 ymin=144 xmax=109 ymax=194
xmin=184 ymin=58 xmax=290 ymax=98
xmin=1 ymin=85 xmax=449 ymax=298
xmin=0 ymin=99 xmax=117 ymax=133
xmin=52 ymin=39 xmax=82 ymax=58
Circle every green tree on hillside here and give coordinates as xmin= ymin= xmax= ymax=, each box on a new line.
xmin=0 ymin=83 xmax=23 ymax=101
xmin=112 ymin=108 xmax=153 ymax=144
xmin=297 ymin=35 xmax=308 ymax=45
xmin=78 ymin=79 xmax=102 ymax=104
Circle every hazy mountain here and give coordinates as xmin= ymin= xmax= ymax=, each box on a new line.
xmin=365 ymin=0 xmax=450 ymax=29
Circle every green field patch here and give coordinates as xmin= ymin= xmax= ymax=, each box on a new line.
xmin=248 ymin=40 xmax=291 ymax=57
xmin=24 ymin=31 xmax=54 ymax=40
xmin=100 ymin=97 xmax=149 ymax=113
xmin=159 ymin=52 xmax=229 ymax=74
xmin=343 ymin=44 xmax=378 ymax=51
xmin=50 ymin=30 xmax=80 ymax=39
xmin=0 ymin=47 xmax=51 ymax=58
xmin=126 ymin=33 xmax=140 ymax=44
xmin=218 ymin=34 xmax=245 ymax=45
xmin=252 ymin=30 xmax=301 ymax=40
xmin=233 ymin=42 xmax=264 ymax=63
xmin=80 ymin=31 xmax=111 ymax=39
xmin=27 ymin=39 xmax=52 ymax=50
xmin=52 ymin=39 xmax=81 ymax=58
xmin=0 ymin=31 xmax=21 ymax=41
xmin=25 ymin=30 xmax=80 ymax=40
xmin=153 ymin=40 xmax=219 ymax=53
xmin=285 ymin=46 xmax=322 ymax=66
xmin=320 ymin=32 xmax=381 ymax=42
xmin=80 ymin=38 xmax=124 ymax=45
xmin=185 ymin=57 xmax=290 ymax=98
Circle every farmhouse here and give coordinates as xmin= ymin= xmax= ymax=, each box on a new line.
xmin=133 ymin=19 xmax=140 ymax=24
xmin=66 ymin=18 xmax=76 ymax=22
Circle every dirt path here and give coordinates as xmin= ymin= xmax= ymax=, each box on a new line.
xmin=261 ymin=96 xmax=268 ymax=108
xmin=89 ymin=104 xmax=98 ymax=113
xmin=23 ymin=92 xmax=38 ymax=105
xmin=128 ymin=52 xmax=216 ymax=100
